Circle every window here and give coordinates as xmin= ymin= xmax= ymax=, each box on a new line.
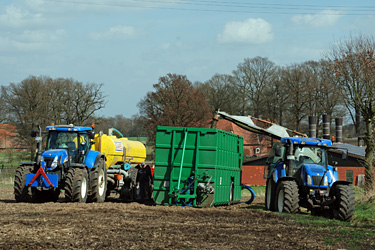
xmin=346 ymin=170 xmax=353 ymax=183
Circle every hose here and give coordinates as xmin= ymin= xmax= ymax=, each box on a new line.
xmin=241 ymin=184 xmax=255 ymax=204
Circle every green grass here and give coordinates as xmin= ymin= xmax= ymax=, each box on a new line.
xmin=0 ymin=151 xmax=31 ymax=167
xmin=241 ymin=185 xmax=265 ymax=197
xmin=279 ymin=186 xmax=375 ymax=249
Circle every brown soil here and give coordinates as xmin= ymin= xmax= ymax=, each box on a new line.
xmin=0 ymin=185 xmax=372 ymax=250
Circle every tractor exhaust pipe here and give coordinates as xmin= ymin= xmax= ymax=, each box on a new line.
xmin=335 ymin=117 xmax=343 ymax=143
xmin=286 ymin=139 xmax=295 ymax=177
xmin=308 ymin=116 xmax=317 ymax=138
xmin=322 ymin=115 xmax=331 ymax=140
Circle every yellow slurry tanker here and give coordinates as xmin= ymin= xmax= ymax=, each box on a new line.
xmin=91 ymin=128 xmax=147 ymax=200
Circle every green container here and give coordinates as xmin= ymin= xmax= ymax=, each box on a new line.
xmin=153 ymin=126 xmax=243 ymax=207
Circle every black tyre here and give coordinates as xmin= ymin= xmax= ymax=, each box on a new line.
xmin=229 ymin=179 xmax=234 ymax=204
xmin=265 ymin=178 xmax=276 ymax=211
xmin=128 ymin=166 xmax=138 ymax=200
xmin=64 ymin=168 xmax=89 ymax=202
xmin=331 ymin=185 xmax=355 ymax=221
xmin=275 ymin=180 xmax=299 ymax=213
xmin=14 ymin=165 xmax=33 ymax=202
xmin=88 ymin=158 xmax=107 ymax=203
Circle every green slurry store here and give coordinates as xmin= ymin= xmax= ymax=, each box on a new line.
xmin=152 ymin=126 xmax=246 ymax=207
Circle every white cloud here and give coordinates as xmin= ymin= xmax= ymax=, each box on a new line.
xmin=0 ymin=29 xmax=66 ymax=52
xmin=217 ymin=18 xmax=274 ymax=44
xmin=90 ymin=25 xmax=136 ymax=40
xmin=291 ymin=10 xmax=342 ymax=28
xmin=0 ymin=4 xmax=45 ymax=29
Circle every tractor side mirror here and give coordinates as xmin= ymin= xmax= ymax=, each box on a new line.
xmin=30 ymin=129 xmax=38 ymax=137
xmin=89 ymin=130 xmax=95 ymax=140
xmin=275 ymin=147 xmax=282 ymax=157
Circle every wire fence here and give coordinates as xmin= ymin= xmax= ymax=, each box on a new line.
xmin=0 ymin=165 xmax=17 ymax=185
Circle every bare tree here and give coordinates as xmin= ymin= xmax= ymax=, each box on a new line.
xmin=328 ymin=34 xmax=375 ymax=192
xmin=280 ymin=64 xmax=310 ymax=131
xmin=1 ymin=76 xmax=50 ymax=159
xmin=196 ymin=74 xmax=241 ymax=114
xmin=233 ymin=57 xmax=277 ymax=117
xmin=1 ymin=76 xmax=107 ymax=158
xmin=262 ymin=66 xmax=289 ymax=125
xmin=138 ymin=73 xmax=211 ymax=143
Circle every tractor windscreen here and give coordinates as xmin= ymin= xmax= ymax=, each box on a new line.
xmin=294 ymin=146 xmax=327 ymax=169
xmin=46 ymin=131 xmax=90 ymax=163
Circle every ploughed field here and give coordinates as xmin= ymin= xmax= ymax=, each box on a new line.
xmin=0 ymin=185 xmax=371 ymax=250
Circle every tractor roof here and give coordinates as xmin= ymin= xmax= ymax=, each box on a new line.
xmin=281 ymin=137 xmax=332 ymax=147
xmin=46 ymin=124 xmax=93 ymax=132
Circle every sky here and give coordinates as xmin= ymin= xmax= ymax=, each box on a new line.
xmin=1 ymin=0 xmax=375 ymax=118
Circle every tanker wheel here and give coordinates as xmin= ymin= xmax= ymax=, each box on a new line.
xmin=331 ymin=185 xmax=355 ymax=221
xmin=14 ymin=165 xmax=33 ymax=202
xmin=265 ymin=178 xmax=276 ymax=211
xmin=229 ymin=179 xmax=234 ymax=204
xmin=88 ymin=158 xmax=107 ymax=203
xmin=275 ymin=180 xmax=299 ymax=213
xmin=64 ymin=168 xmax=89 ymax=202
xmin=128 ymin=166 xmax=138 ymax=201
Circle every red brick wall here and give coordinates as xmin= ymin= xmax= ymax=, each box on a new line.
xmin=337 ymin=167 xmax=365 ymax=185
xmin=242 ymin=165 xmax=266 ymax=185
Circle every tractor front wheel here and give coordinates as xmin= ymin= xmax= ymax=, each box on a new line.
xmin=64 ymin=168 xmax=89 ymax=202
xmin=265 ymin=178 xmax=276 ymax=211
xmin=88 ymin=158 xmax=107 ymax=203
xmin=331 ymin=185 xmax=355 ymax=221
xmin=14 ymin=165 xmax=33 ymax=202
xmin=275 ymin=180 xmax=299 ymax=213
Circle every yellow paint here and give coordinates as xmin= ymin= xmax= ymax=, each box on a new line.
xmin=91 ymin=134 xmax=146 ymax=168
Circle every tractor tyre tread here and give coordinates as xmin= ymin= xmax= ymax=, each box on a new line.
xmin=332 ymin=185 xmax=355 ymax=221
xmin=276 ymin=180 xmax=299 ymax=213
xmin=88 ymin=158 xmax=107 ymax=203
xmin=64 ymin=168 xmax=89 ymax=202
xmin=14 ymin=165 xmax=33 ymax=202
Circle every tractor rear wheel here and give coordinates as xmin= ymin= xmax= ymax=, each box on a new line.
xmin=265 ymin=178 xmax=276 ymax=211
xmin=275 ymin=180 xmax=299 ymax=213
xmin=88 ymin=158 xmax=107 ymax=203
xmin=331 ymin=185 xmax=355 ymax=221
xmin=14 ymin=165 xmax=33 ymax=202
xmin=64 ymin=168 xmax=89 ymax=202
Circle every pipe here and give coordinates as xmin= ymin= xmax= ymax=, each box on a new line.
xmin=109 ymin=128 xmax=124 ymax=138
xmin=286 ymin=139 xmax=295 ymax=177
xmin=322 ymin=115 xmax=331 ymax=140
xmin=241 ymin=184 xmax=255 ymax=204
xmin=107 ymin=169 xmax=129 ymax=178
xmin=308 ymin=116 xmax=317 ymax=138
xmin=211 ymin=113 xmax=219 ymax=128
xmin=335 ymin=117 xmax=343 ymax=143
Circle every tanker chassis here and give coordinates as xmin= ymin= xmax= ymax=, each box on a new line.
xmin=14 ymin=124 xmax=147 ymax=203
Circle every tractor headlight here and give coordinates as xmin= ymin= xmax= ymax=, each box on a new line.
xmin=323 ymin=176 xmax=328 ymax=186
xmin=307 ymin=175 xmax=312 ymax=185
xmin=50 ymin=155 xmax=59 ymax=170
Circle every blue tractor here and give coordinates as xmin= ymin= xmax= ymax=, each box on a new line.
xmin=264 ymin=137 xmax=355 ymax=221
xmin=14 ymin=124 xmax=107 ymax=203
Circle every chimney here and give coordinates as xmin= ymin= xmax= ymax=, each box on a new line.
xmin=335 ymin=117 xmax=343 ymax=143
xmin=322 ymin=115 xmax=331 ymax=140
xmin=308 ymin=116 xmax=317 ymax=138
